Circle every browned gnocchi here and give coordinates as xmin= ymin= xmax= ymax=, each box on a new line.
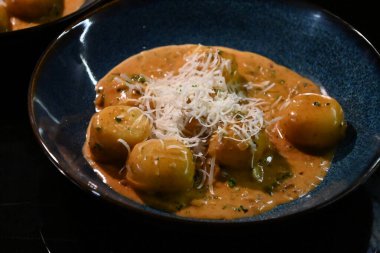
xmin=88 ymin=105 xmax=152 ymax=163
xmin=126 ymin=139 xmax=195 ymax=193
xmin=278 ymin=93 xmax=346 ymax=149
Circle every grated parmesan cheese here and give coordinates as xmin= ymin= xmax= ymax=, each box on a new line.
xmin=138 ymin=48 xmax=267 ymax=149
xmin=115 ymin=47 xmax=271 ymax=192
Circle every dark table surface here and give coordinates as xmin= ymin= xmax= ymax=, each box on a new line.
xmin=1 ymin=0 xmax=379 ymax=252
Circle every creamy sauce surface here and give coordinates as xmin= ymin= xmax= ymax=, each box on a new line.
xmin=84 ymin=45 xmax=333 ymax=219
xmin=8 ymin=0 xmax=84 ymax=31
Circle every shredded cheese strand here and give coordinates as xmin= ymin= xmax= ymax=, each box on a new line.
xmin=138 ymin=49 xmax=266 ymax=149
xmin=114 ymin=48 xmax=272 ymax=192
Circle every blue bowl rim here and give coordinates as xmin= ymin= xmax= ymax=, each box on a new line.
xmin=28 ymin=0 xmax=380 ymax=224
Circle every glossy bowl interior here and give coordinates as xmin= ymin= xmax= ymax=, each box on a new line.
xmin=29 ymin=0 xmax=380 ymax=223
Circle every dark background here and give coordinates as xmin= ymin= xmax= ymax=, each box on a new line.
xmin=0 ymin=0 xmax=379 ymax=252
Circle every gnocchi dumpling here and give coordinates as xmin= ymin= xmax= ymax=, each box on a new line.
xmin=126 ymin=139 xmax=195 ymax=193
xmin=88 ymin=105 xmax=152 ymax=163
xmin=208 ymin=130 xmax=270 ymax=170
xmin=278 ymin=93 xmax=346 ymax=149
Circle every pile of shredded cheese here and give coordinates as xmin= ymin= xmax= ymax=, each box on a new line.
xmin=137 ymin=49 xmax=266 ymax=148
xmin=116 ymin=48 xmax=270 ymax=192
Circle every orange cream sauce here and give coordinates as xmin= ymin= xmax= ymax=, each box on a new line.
xmin=84 ymin=45 xmax=332 ymax=219
xmin=8 ymin=0 xmax=84 ymax=31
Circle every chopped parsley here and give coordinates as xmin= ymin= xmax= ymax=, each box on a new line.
xmin=114 ymin=116 xmax=122 ymax=123
xmin=234 ymin=205 xmax=248 ymax=213
xmin=264 ymin=171 xmax=293 ymax=195
xmin=131 ymin=74 xmax=146 ymax=83
xmin=227 ymin=178 xmax=237 ymax=188
xmin=240 ymin=205 xmax=248 ymax=213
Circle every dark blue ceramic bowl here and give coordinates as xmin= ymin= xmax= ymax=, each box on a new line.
xmin=29 ymin=0 xmax=380 ymax=223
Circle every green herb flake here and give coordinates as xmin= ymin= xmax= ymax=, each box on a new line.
xmin=264 ymin=171 xmax=293 ymax=195
xmin=95 ymin=126 xmax=102 ymax=132
xmin=131 ymin=74 xmax=146 ymax=83
xmin=233 ymin=205 xmax=248 ymax=213
xmin=227 ymin=178 xmax=237 ymax=188
xmin=279 ymin=79 xmax=286 ymax=84
xmin=239 ymin=205 xmax=248 ymax=213
xmin=114 ymin=116 xmax=122 ymax=123
xmin=313 ymin=101 xmax=321 ymax=107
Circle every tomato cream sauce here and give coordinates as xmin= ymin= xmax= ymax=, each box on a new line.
xmin=9 ymin=0 xmax=84 ymax=31
xmin=84 ymin=45 xmax=333 ymax=219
